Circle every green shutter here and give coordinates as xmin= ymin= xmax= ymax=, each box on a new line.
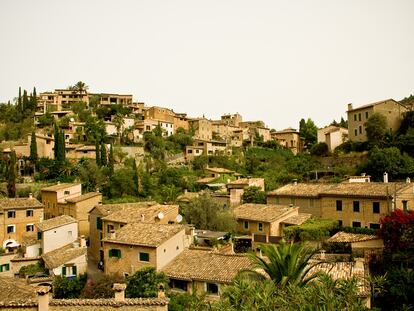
xmin=62 ymin=266 xmax=66 ymax=276
xmin=37 ymin=232 xmax=42 ymax=240
xmin=97 ymin=217 xmax=102 ymax=230
xmin=117 ymin=249 xmax=121 ymax=258
xmin=72 ymin=266 xmax=77 ymax=276
xmin=109 ymin=249 xmax=113 ymax=257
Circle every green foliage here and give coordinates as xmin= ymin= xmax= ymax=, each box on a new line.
xmin=168 ymin=292 xmax=210 ymax=311
xmin=29 ymin=131 xmax=38 ymax=164
xmin=284 ymin=218 xmax=338 ymax=242
xmin=7 ymin=151 xmax=16 ymax=198
xmin=365 ymin=113 xmax=388 ymax=147
xmin=126 ymin=267 xmax=168 ymax=298
xmin=242 ymin=186 xmax=266 ymax=204
xmin=37 ymin=112 xmax=54 ymax=127
xmin=52 ymin=274 xmax=88 ymax=299
xmin=181 ymin=192 xmax=236 ymax=232
xmin=76 ymin=159 xmax=108 ymax=193
xmin=80 ymin=275 xmax=123 ymax=298
xmin=18 ymin=262 xmax=47 ymax=278
xmin=299 ymin=118 xmax=318 ymax=149
xmin=109 ymin=167 xmax=137 ymax=198
xmin=309 ymin=142 xmax=329 ymax=156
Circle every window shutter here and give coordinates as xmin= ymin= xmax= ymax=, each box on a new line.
xmin=109 ymin=250 xmax=113 ymax=257
xmin=62 ymin=266 xmax=66 ymax=276
xmin=117 ymin=250 xmax=121 ymax=258
xmin=72 ymin=266 xmax=77 ymax=276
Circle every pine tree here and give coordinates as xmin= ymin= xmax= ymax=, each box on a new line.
xmin=108 ymin=144 xmax=114 ymax=175
xmin=7 ymin=151 xmax=16 ymax=198
xmin=100 ymin=143 xmax=107 ymax=166
xmin=132 ymin=158 xmax=139 ymax=195
xmin=29 ymin=130 xmax=38 ymax=165
xmin=95 ymin=140 xmax=101 ymax=167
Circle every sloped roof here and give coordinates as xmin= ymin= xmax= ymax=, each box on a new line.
xmin=348 ymin=98 xmax=400 ymax=112
xmin=101 ymin=204 xmax=178 ymax=224
xmin=268 ymin=182 xmax=409 ymax=199
xmin=0 ymin=198 xmax=43 ymax=210
xmin=327 ymin=232 xmax=380 ymax=243
xmin=205 ymin=167 xmax=235 ymax=174
xmin=162 ymin=249 xmax=252 ymax=284
xmin=233 ymin=203 xmax=296 ymax=223
xmin=36 ymin=215 xmax=77 ymax=232
xmin=102 ymin=223 xmax=184 ymax=247
xmin=0 ymin=277 xmax=39 ymax=303
xmin=22 ymin=233 xmax=39 ymax=247
xmin=41 ymin=183 xmax=80 ymax=192
xmin=282 ymin=213 xmax=312 ymax=225
xmin=42 ymin=243 xmax=87 ymax=269
xmin=65 ymin=192 xmax=101 ymax=203
xmin=226 ymin=178 xmax=263 ymax=186
xmin=91 ymin=201 xmax=158 ymax=217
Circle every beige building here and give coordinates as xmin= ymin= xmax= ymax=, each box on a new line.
xmin=41 ymin=183 xmax=82 ymax=219
xmin=226 ymin=178 xmax=265 ymax=207
xmin=162 ymin=248 xmax=252 ymax=298
xmin=102 ymin=223 xmax=189 ymax=276
xmin=317 ymin=125 xmax=348 ymax=152
xmin=271 ymin=128 xmax=303 ymax=155
xmin=0 ymin=197 xmax=44 ymax=251
xmin=188 ymin=118 xmax=212 ymax=141
xmin=173 ymin=113 xmax=190 ymax=132
xmin=327 ymin=231 xmax=384 ymax=256
xmin=267 ymin=181 xmax=414 ymax=229
xmin=233 ymin=203 xmax=310 ymax=247
xmin=221 ymin=113 xmax=242 ymax=126
xmin=38 ymin=89 xmax=89 ymax=111
xmin=185 ymin=139 xmax=232 ymax=160
xmin=94 ymin=93 xmax=133 ymax=106
xmin=347 ymin=99 xmax=407 ymax=142
xmin=240 ymin=121 xmax=271 ymax=142
xmin=88 ymin=202 xmax=179 ymax=262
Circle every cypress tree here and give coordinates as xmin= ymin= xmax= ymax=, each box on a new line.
xmin=18 ymin=87 xmax=22 ymax=112
xmin=132 ymin=158 xmax=139 ymax=195
xmin=108 ymin=144 xmax=114 ymax=175
xmin=95 ymin=140 xmax=101 ymax=167
xmin=31 ymin=87 xmax=37 ymax=111
xmin=29 ymin=130 xmax=38 ymax=164
xmin=54 ymin=124 xmax=59 ymax=160
xmin=7 ymin=151 xmax=16 ymax=198
xmin=100 ymin=143 xmax=107 ymax=166
xmin=59 ymin=132 xmax=66 ymax=162
xmin=22 ymin=90 xmax=29 ymax=112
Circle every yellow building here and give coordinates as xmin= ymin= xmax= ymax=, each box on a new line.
xmin=188 ymin=118 xmax=212 ymax=141
xmin=267 ymin=182 xmax=414 ymax=229
xmin=94 ymin=93 xmax=133 ymax=106
xmin=41 ymin=183 xmax=82 ymax=219
xmin=0 ymin=197 xmax=44 ymax=250
xmin=271 ymin=128 xmax=303 ymax=155
xmin=162 ymin=248 xmax=252 ymax=299
xmin=347 ymin=99 xmax=407 ymax=142
xmin=102 ymin=223 xmax=189 ymax=276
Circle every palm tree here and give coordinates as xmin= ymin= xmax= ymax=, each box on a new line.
xmin=242 ymin=241 xmax=319 ymax=288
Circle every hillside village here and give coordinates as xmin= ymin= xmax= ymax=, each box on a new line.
xmin=0 ymin=83 xmax=413 ymax=310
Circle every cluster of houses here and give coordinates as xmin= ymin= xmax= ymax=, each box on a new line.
xmin=0 ymin=167 xmax=412 ymax=308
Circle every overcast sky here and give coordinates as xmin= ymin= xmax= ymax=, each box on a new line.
xmin=0 ymin=0 xmax=413 ymax=129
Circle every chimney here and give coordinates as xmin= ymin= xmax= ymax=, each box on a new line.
xmin=383 ymin=172 xmax=388 ymax=183
xmin=29 ymin=193 xmax=33 ymax=199
xmin=361 ymin=173 xmax=366 ymax=177
xmin=80 ymin=235 xmax=87 ymax=248
xmin=406 ymin=177 xmax=411 ymax=184
xmin=347 ymin=103 xmax=353 ymax=111
xmin=320 ymin=250 xmax=326 ymax=260
xmin=158 ymin=284 xmax=166 ymax=299
xmin=113 ymin=283 xmax=127 ymax=302
xmin=184 ymin=189 xmax=188 ymax=194
xmin=37 ymin=287 xmax=51 ymax=311
xmin=293 ymin=179 xmax=298 ymax=186
xmin=141 ymin=214 xmax=145 ymax=222
xmin=57 ymin=181 xmax=60 ymax=185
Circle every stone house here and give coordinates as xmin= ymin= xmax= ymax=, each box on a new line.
xmin=271 ymin=128 xmax=303 ymax=155
xmin=226 ymin=178 xmax=265 ymax=207
xmin=347 ymin=99 xmax=407 ymax=142
xmin=267 ymin=181 xmax=414 ymax=229
xmin=317 ymin=125 xmax=348 ymax=152
xmin=188 ymin=118 xmax=212 ymax=141
xmin=0 ymin=197 xmax=44 ymax=251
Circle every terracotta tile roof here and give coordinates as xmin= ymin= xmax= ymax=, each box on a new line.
xmin=49 ymin=298 xmax=169 ymax=306
xmin=65 ymin=192 xmax=102 ymax=203
xmin=0 ymin=197 xmax=43 ymax=210
xmin=282 ymin=213 xmax=312 ymax=225
xmin=0 ymin=277 xmax=38 ymax=303
xmin=226 ymin=178 xmax=263 ymax=186
xmin=102 ymin=223 xmax=184 ymax=247
xmin=162 ymin=249 xmax=253 ymax=284
xmin=268 ymin=182 xmax=409 ymax=199
xmin=327 ymin=232 xmax=380 ymax=243
xmin=42 ymin=243 xmax=87 ymax=269
xmin=348 ymin=98 xmax=400 ymax=112
xmin=101 ymin=204 xmax=178 ymax=224
xmin=205 ymin=167 xmax=235 ymax=174
xmin=36 ymin=215 xmax=77 ymax=232
xmin=41 ymin=183 xmax=80 ymax=192
xmin=22 ymin=233 xmax=39 ymax=246
xmin=195 ymin=230 xmax=228 ymax=239
xmin=233 ymin=203 xmax=296 ymax=223
xmin=196 ymin=177 xmax=216 ymax=184
xmin=92 ymin=201 xmax=158 ymax=217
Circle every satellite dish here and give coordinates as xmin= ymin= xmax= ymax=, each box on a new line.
xmin=157 ymin=212 xmax=165 ymax=220
xmin=176 ymin=214 xmax=183 ymax=223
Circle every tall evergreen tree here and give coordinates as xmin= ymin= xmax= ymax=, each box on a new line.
xmin=17 ymin=87 xmax=22 ymax=112
xmin=108 ymin=144 xmax=114 ymax=175
xmin=100 ymin=143 xmax=107 ymax=166
xmin=54 ymin=124 xmax=59 ymax=160
xmin=95 ymin=140 xmax=101 ymax=167
xmin=7 ymin=151 xmax=16 ymax=198
xmin=59 ymin=132 xmax=66 ymax=162
xmin=22 ymin=90 xmax=29 ymax=112
xmin=30 ymin=87 xmax=37 ymax=111
xmin=132 ymin=158 xmax=139 ymax=195
xmin=29 ymin=130 xmax=38 ymax=164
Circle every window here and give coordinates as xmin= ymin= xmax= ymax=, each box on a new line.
xmin=244 ymin=221 xmax=249 ymax=230
xmin=171 ymin=279 xmax=188 ymax=291
xmin=373 ymin=202 xmax=380 ymax=214
xmin=206 ymin=283 xmax=219 ymax=295
xmin=96 ymin=217 xmax=103 ymax=230
xmin=7 ymin=210 xmax=16 ymax=218
xmin=64 ymin=190 xmax=70 ymax=195
xmin=354 ymin=129 xmax=358 ymax=136
xmin=139 ymin=252 xmax=150 ymax=262
xmin=358 ymin=113 xmax=361 ymax=121
xmin=258 ymin=223 xmax=263 ymax=231
xmin=0 ymin=264 xmax=10 ymax=272
xmin=26 ymin=209 xmax=34 ymax=217
xmin=352 ymin=221 xmax=361 ymax=228
xmin=62 ymin=265 xmax=77 ymax=277
xmin=107 ymin=224 xmax=114 ymax=233
xmin=336 ymin=200 xmax=342 ymax=211
xmin=37 ymin=232 xmax=42 ymax=240
xmin=7 ymin=225 xmax=15 ymax=233
xmin=68 ymin=231 xmax=72 ymax=237
xmin=354 ymin=114 xmax=357 ymax=121
xmin=359 ymin=126 xmax=362 ymax=134
xmin=26 ymin=224 xmax=34 ymax=232
xmin=402 ymin=200 xmax=408 ymax=212
xmin=370 ymin=223 xmax=380 ymax=230
xmin=109 ymin=249 xmax=121 ymax=258
xmin=353 ymin=201 xmax=360 ymax=213
xmin=338 ymin=220 xmax=343 ymax=227
xmin=365 ymin=112 xmax=369 ymax=119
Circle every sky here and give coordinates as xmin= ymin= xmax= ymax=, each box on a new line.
xmin=0 ymin=0 xmax=413 ymax=130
